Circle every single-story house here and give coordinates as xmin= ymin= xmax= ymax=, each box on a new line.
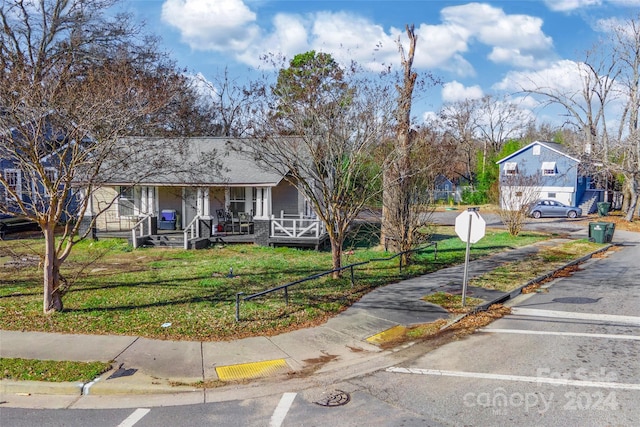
xmin=496 ymin=140 xmax=600 ymax=212
xmin=88 ymin=137 xmax=327 ymax=249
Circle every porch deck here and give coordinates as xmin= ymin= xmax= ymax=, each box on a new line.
xmin=96 ymin=215 xmax=329 ymax=250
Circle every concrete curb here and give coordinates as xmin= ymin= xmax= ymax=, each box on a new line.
xmin=437 ymin=243 xmax=615 ymax=331
xmin=1 ymin=379 xmax=83 ymax=396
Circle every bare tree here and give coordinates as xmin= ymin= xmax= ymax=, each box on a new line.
xmin=498 ymin=174 xmax=541 ymax=236
xmin=193 ymin=68 xmax=256 ymax=137
xmin=381 ymin=24 xmax=433 ymax=257
xmin=0 ymin=0 xmax=188 ymax=313
xmin=610 ymin=15 xmax=640 ymax=221
xmin=246 ymin=51 xmax=395 ymax=277
xmin=475 ymin=95 xmax=533 ymax=176
xmin=436 ymin=99 xmax=480 ymax=185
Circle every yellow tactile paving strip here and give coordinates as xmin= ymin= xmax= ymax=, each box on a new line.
xmin=366 ymin=325 xmax=408 ymax=345
xmin=215 ymin=359 xmax=290 ymax=381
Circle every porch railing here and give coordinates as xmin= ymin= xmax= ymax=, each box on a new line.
xmin=183 ymin=215 xmax=202 ymax=249
xmin=131 ymin=213 xmax=154 ymax=249
xmin=270 ymin=214 xmax=326 ymax=239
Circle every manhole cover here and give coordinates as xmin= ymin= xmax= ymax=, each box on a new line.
xmin=552 ymin=297 xmax=601 ymax=304
xmin=314 ymin=390 xmax=351 ymax=407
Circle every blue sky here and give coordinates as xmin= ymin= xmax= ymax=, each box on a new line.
xmin=120 ymin=0 xmax=640 ymax=124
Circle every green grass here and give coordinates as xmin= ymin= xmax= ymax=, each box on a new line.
xmin=0 ymin=227 xmax=550 ymax=341
xmin=469 ymin=239 xmax=604 ymax=292
xmin=0 ymin=358 xmax=111 ymax=382
xmin=423 ymin=291 xmax=484 ymax=312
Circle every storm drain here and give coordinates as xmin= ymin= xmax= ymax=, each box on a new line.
xmin=107 ymin=365 xmax=137 ymax=380
xmin=215 ymin=359 xmax=289 ymax=381
xmin=313 ymin=390 xmax=351 ymax=407
xmin=552 ymin=297 xmax=601 ymax=304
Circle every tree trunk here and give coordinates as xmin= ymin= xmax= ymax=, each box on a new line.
xmin=625 ymin=175 xmax=639 ymax=221
xmin=330 ymin=237 xmax=342 ymax=279
xmin=43 ymin=225 xmax=63 ymax=313
xmin=380 ymin=24 xmax=417 ymax=254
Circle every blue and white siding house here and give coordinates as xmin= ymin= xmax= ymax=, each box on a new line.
xmin=496 ymin=141 xmax=589 ymax=211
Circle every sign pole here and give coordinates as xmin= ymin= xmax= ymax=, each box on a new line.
xmin=462 ymin=213 xmax=473 ymax=307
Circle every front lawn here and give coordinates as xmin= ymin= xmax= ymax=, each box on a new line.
xmin=0 ymin=228 xmax=549 ymax=341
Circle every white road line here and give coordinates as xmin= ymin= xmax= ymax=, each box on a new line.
xmin=117 ymin=408 xmax=151 ymax=427
xmin=269 ymin=392 xmax=297 ymax=427
xmin=479 ymin=328 xmax=640 ymax=341
xmin=386 ymin=367 xmax=640 ymax=391
xmin=511 ymin=308 xmax=640 ymax=326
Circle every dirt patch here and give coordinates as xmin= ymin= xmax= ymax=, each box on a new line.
xmin=371 ymin=303 xmax=513 ymax=351
xmin=289 ymin=353 xmax=340 ymax=378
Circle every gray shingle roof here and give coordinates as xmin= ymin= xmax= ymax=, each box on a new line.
xmin=99 ymin=137 xmax=285 ymax=187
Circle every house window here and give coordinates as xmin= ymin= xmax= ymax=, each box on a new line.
xmin=44 ymin=168 xmax=57 ymax=183
xmin=118 ymin=186 xmax=135 ymax=217
xmin=541 ymin=161 xmax=557 ymax=176
xmin=548 ymin=192 xmax=556 ymax=198
xmin=515 ymin=191 xmax=523 ymax=197
xmin=4 ymin=169 xmax=22 ymax=201
xmin=504 ymin=162 xmax=518 ymax=175
xmin=39 ymin=168 xmax=58 ymax=199
xmin=533 ymin=145 xmax=541 ymax=155
xmin=229 ymin=187 xmax=246 ymax=215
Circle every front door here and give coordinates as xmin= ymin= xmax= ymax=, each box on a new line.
xmin=183 ymin=188 xmax=198 ymax=229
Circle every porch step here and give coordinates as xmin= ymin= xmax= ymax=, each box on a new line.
xmin=143 ymin=234 xmax=184 ymax=248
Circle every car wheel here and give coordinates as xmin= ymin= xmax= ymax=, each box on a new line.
xmin=532 ymin=211 xmax=541 ymax=219
xmin=568 ymin=210 xmax=577 ymax=218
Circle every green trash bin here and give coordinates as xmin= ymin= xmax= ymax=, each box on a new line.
xmin=604 ymin=222 xmax=615 ymax=243
xmin=597 ymin=202 xmax=611 ymax=216
xmin=589 ymin=222 xmax=615 ymax=243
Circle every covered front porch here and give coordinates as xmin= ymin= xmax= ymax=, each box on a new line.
xmin=92 ymin=182 xmax=328 ymax=249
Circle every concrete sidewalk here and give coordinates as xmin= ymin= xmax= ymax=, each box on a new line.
xmin=2 ymin=227 xmax=636 ymax=397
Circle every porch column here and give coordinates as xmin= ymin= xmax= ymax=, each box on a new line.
xmin=203 ymin=188 xmax=210 ymax=217
xmin=254 ymin=187 xmax=272 ymax=219
xmin=245 ymin=186 xmax=253 ymax=214
xmin=196 ymin=188 xmax=204 ymax=216
xmin=255 ymin=188 xmax=263 ymax=218
xmin=264 ymin=187 xmax=272 ymax=218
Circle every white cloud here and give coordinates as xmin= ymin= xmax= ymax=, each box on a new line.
xmin=494 ymin=59 xmax=584 ymax=93
xmin=543 ymin=0 xmax=602 ymax=12
xmin=309 ymin=12 xmax=398 ymax=70
xmin=161 ymin=0 xmax=556 ymax=74
xmin=410 ymin=23 xmax=475 ymax=76
xmin=608 ymin=0 xmax=640 ymax=6
xmin=442 ymin=81 xmax=483 ymax=102
xmin=161 ymin=0 xmax=260 ymax=51
xmin=441 ymin=3 xmax=555 ymax=68
xmin=235 ymin=13 xmax=311 ymax=67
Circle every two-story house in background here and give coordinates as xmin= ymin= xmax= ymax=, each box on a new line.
xmin=496 ymin=140 xmax=600 ymax=213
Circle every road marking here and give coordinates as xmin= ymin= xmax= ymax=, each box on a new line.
xmin=117 ymin=408 xmax=150 ymax=427
xmin=386 ymin=368 xmax=640 ymax=391
xmin=511 ymin=308 xmax=640 ymax=326
xmin=479 ymin=328 xmax=640 ymax=341
xmin=270 ymin=392 xmax=297 ymax=427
